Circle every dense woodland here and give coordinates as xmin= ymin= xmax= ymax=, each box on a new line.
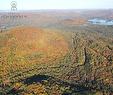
xmin=0 ymin=10 xmax=113 ymax=95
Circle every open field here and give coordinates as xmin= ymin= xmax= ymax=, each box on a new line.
xmin=0 ymin=10 xmax=113 ymax=95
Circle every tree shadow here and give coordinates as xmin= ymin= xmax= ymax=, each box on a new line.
xmin=23 ymin=74 xmax=50 ymax=85
xmin=23 ymin=74 xmax=90 ymax=92
xmin=7 ymin=74 xmax=112 ymax=95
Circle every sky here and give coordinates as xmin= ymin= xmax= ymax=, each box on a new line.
xmin=0 ymin=0 xmax=113 ymax=10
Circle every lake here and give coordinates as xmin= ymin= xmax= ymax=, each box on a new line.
xmin=88 ymin=18 xmax=113 ymax=25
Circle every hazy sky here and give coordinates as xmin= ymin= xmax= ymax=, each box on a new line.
xmin=0 ymin=0 xmax=113 ymax=10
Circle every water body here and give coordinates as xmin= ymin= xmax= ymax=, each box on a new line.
xmin=88 ymin=18 xmax=113 ymax=25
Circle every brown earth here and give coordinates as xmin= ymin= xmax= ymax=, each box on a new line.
xmin=63 ymin=18 xmax=87 ymax=25
xmin=4 ymin=27 xmax=69 ymax=63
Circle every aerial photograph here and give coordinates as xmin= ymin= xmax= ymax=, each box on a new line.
xmin=0 ymin=0 xmax=113 ymax=95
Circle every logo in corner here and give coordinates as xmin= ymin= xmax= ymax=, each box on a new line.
xmin=11 ymin=1 xmax=17 ymax=11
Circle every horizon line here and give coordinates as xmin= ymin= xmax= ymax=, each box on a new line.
xmin=0 ymin=8 xmax=113 ymax=11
